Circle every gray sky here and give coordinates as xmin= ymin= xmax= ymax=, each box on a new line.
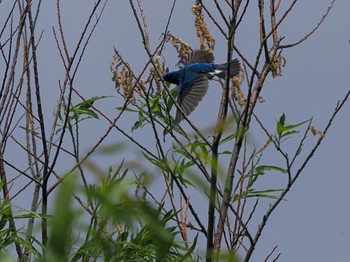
xmin=1 ymin=0 xmax=350 ymax=261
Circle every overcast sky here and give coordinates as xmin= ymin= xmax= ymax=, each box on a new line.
xmin=2 ymin=1 xmax=350 ymax=261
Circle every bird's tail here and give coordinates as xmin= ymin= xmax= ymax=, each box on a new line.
xmin=213 ymin=59 xmax=240 ymax=79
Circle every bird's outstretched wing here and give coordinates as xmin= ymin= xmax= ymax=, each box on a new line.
xmin=178 ymin=49 xmax=214 ymax=68
xmin=173 ymin=74 xmax=209 ymax=125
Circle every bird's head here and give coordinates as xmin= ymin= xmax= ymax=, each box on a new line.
xmin=163 ymin=71 xmax=180 ymax=85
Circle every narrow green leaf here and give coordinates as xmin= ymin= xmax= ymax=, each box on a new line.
xmin=254 ymin=165 xmax=287 ymax=175
xmin=219 ymin=133 xmax=236 ymax=145
xmin=180 ymin=234 xmax=198 ymax=260
xmin=115 ymin=106 xmax=138 ymax=112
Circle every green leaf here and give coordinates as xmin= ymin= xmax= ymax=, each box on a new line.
xmin=254 ymin=165 xmax=287 ymax=175
xmin=0 ymin=200 xmax=10 ymax=230
xmin=219 ymin=133 xmax=236 ymax=145
xmin=74 ymin=96 xmax=109 ymax=109
xmin=219 ymin=150 xmax=233 ymax=155
xmin=132 ymin=120 xmax=142 ymax=131
xmin=132 ymin=110 xmax=147 ymax=131
xmin=277 ymin=113 xmax=286 ymax=138
xmin=276 ymin=113 xmax=310 ymax=143
xmin=115 ymin=106 xmax=138 ymax=112
xmin=248 ymin=165 xmax=287 ymax=188
xmin=142 ymin=152 xmax=168 ymax=171
xmin=280 ymin=130 xmax=299 ymax=139
xmin=74 ymin=108 xmax=99 ymax=119
xmin=97 ymin=142 xmax=125 ymax=154
xmin=180 ymin=234 xmax=198 ymax=260
xmin=69 ymin=96 xmax=108 ymax=121
xmin=247 ymin=188 xmax=284 ymax=199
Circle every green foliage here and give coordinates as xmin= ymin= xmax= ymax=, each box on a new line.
xmin=70 ymin=96 xmax=109 ymax=120
xmin=275 ymin=113 xmax=309 ymax=146
xmin=43 ymin=164 xmax=195 ymax=261
xmin=46 ymin=175 xmax=76 ymax=261
xmin=248 ymin=165 xmax=287 ymax=188
xmin=56 ymin=96 xmax=109 ymax=134
xmin=115 ymin=84 xmax=178 ymax=132
xmin=0 ymin=163 xmax=196 ymax=261
xmin=0 ymin=196 xmax=42 ymax=260
xmin=0 ymin=250 xmax=12 ymax=262
xmin=0 ymin=200 xmax=14 ymax=249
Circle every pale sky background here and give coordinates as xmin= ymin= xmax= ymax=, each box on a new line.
xmin=1 ymin=1 xmax=350 ymax=261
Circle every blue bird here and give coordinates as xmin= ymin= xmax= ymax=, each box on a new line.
xmin=163 ymin=49 xmax=240 ymax=125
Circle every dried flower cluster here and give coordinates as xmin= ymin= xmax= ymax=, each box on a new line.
xmin=111 ymin=53 xmax=139 ymax=104
xmin=270 ymin=54 xmax=286 ymax=78
xmin=192 ymin=4 xmax=215 ymax=51
xmin=310 ymin=125 xmax=324 ymax=137
xmin=165 ymin=33 xmax=193 ymax=57
xmin=145 ymin=54 xmax=166 ymax=94
xmin=231 ymin=73 xmax=245 ymax=107
xmin=111 ymin=52 xmax=167 ymax=104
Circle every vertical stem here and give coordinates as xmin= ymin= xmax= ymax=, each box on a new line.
xmin=206 ymin=13 xmax=236 ymax=262
xmin=211 ymin=2 xmax=241 ymax=255
xmin=22 ymin=25 xmax=42 ymax=262
xmin=206 ymin=146 xmax=218 ymax=261
xmin=214 ymin=128 xmax=245 ymax=250
xmin=26 ymin=0 xmax=50 ymax=249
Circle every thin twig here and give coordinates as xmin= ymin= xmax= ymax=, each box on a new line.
xmin=279 ymin=0 xmax=336 ymax=49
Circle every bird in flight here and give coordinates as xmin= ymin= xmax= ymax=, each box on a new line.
xmin=163 ymin=49 xmax=240 ymax=125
